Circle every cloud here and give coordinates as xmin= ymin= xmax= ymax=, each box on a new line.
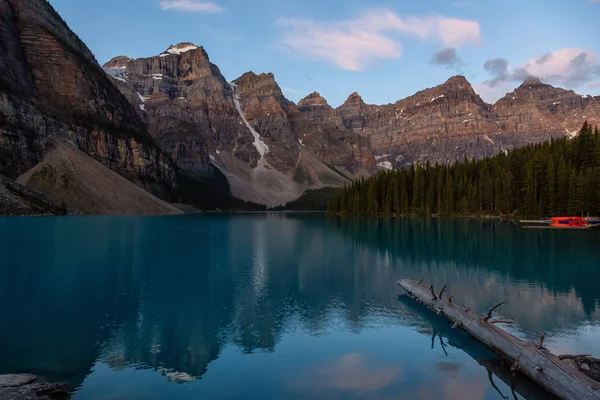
xmin=431 ymin=47 xmax=464 ymax=72
xmin=477 ymin=48 xmax=600 ymax=102
xmin=276 ymin=10 xmax=481 ymax=71
xmin=160 ymin=0 xmax=223 ymax=13
xmin=292 ymin=353 xmax=401 ymax=394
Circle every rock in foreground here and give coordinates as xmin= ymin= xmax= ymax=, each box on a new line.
xmin=0 ymin=374 xmax=69 ymax=400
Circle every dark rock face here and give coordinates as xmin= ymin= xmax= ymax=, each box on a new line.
xmin=104 ymin=44 xmax=259 ymax=172
xmin=0 ymin=174 xmax=62 ymax=216
xmin=0 ymin=0 xmax=176 ymax=198
xmin=337 ymin=76 xmax=500 ymax=168
xmin=0 ymin=374 xmax=70 ymax=400
xmin=232 ymin=72 xmax=299 ymax=172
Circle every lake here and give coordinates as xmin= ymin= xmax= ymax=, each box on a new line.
xmin=0 ymin=214 xmax=599 ymax=399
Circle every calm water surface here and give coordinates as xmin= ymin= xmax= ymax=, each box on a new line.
xmin=0 ymin=214 xmax=599 ymax=400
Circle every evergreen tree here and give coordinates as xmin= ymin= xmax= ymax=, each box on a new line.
xmin=392 ymin=175 xmax=401 ymax=215
xmin=367 ymin=179 xmax=379 ymax=216
xmin=327 ymin=122 xmax=600 ymax=218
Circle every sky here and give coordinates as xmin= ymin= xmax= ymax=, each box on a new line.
xmin=49 ymin=0 xmax=600 ymax=107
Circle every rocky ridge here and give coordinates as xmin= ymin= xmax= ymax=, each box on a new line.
xmin=336 ymin=75 xmax=600 ymax=168
xmin=103 ymin=45 xmax=374 ymax=204
xmin=105 ymin=43 xmax=600 ymax=202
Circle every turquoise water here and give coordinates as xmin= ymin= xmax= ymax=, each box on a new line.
xmin=0 ymin=214 xmax=599 ymax=399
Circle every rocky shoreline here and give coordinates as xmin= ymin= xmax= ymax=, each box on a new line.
xmin=0 ymin=374 xmax=69 ymax=400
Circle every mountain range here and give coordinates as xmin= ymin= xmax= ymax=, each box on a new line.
xmin=1 ymin=0 xmax=599 ymax=214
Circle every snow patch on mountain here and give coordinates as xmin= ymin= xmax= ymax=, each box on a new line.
xmin=167 ymin=45 xmax=198 ymax=55
xmin=377 ymin=161 xmax=393 ymax=170
xmin=229 ymin=82 xmax=269 ymax=159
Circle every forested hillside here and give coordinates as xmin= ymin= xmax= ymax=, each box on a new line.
xmin=328 ymin=122 xmax=600 ymax=218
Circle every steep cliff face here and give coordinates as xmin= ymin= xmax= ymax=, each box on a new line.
xmin=232 ymin=72 xmax=298 ymax=172
xmin=0 ymin=0 xmax=176 ymax=200
xmin=288 ymin=92 xmax=376 ymax=176
xmin=337 ymin=76 xmax=501 ymax=167
xmin=104 ymin=43 xmax=248 ymax=173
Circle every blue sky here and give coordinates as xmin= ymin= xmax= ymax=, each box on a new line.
xmin=49 ymin=0 xmax=600 ymax=107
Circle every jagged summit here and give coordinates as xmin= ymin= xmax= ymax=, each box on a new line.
xmin=444 ymin=75 xmax=471 ymax=87
xmin=343 ymin=92 xmax=364 ymax=105
xmin=521 ymin=77 xmax=544 ymax=86
xmin=298 ymin=92 xmax=329 ymax=107
xmin=165 ymin=42 xmax=199 ymax=53
xmin=102 ymin=56 xmax=132 ymax=69
xmin=158 ymin=42 xmax=208 ymax=59
xmin=234 ymin=71 xmax=276 ymax=84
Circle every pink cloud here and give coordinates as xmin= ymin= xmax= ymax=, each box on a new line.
xmin=292 ymin=353 xmax=401 ymax=393
xmin=160 ymin=0 xmax=223 ymax=13
xmin=476 ymin=48 xmax=600 ymax=103
xmin=276 ymin=10 xmax=481 ymax=71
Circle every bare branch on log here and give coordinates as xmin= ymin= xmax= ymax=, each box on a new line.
xmin=448 ymin=296 xmax=454 ymax=303
xmin=536 ymin=332 xmax=546 ymax=349
xmin=416 ymin=277 xmax=425 ymax=284
xmin=483 ymin=301 xmax=507 ymax=321
xmin=429 ymin=285 xmax=438 ymax=300
xmin=439 ymin=284 xmax=448 ymax=300
xmin=397 ymin=278 xmax=600 ymax=399
xmin=558 ymin=354 xmax=592 ymax=360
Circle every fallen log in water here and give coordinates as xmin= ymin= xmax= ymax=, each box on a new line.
xmin=397 ymin=278 xmax=600 ymax=400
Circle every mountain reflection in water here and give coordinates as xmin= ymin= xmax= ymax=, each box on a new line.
xmin=0 ymin=214 xmax=597 ymax=399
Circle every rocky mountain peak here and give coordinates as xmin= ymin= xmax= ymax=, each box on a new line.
xmin=444 ymin=75 xmax=471 ymax=86
xmin=102 ymin=56 xmax=132 ymax=69
xmin=157 ymin=42 xmax=209 ymax=61
xmin=234 ymin=71 xmax=277 ymax=86
xmin=520 ymin=77 xmax=544 ymax=87
xmin=343 ymin=92 xmax=364 ymax=105
xmin=164 ymin=42 xmax=200 ymax=54
xmin=298 ymin=92 xmax=329 ymax=108
xmin=444 ymin=75 xmax=471 ymax=89
xmin=503 ymin=78 xmax=575 ymax=102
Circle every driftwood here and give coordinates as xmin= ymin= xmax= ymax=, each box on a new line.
xmin=398 ymin=278 xmax=600 ymax=400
